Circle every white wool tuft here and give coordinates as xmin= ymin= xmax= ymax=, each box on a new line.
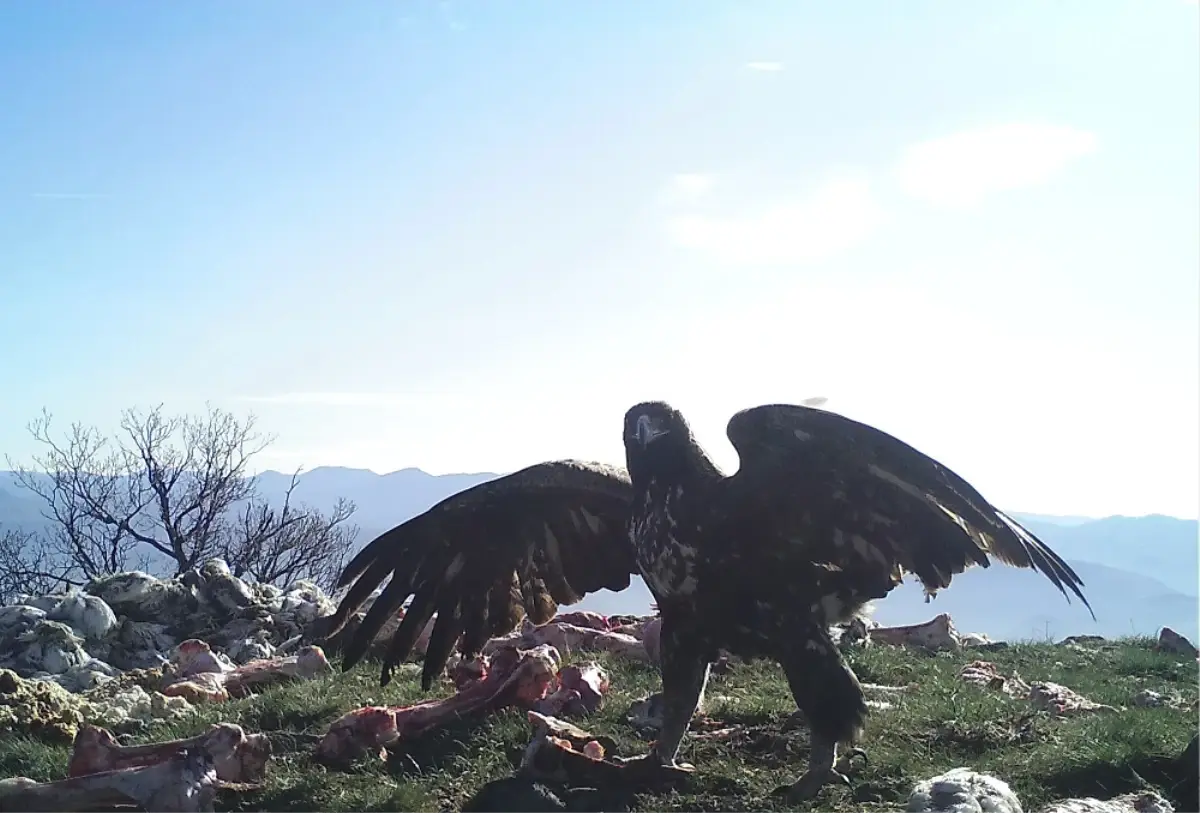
xmin=907 ymin=767 xmax=1023 ymax=813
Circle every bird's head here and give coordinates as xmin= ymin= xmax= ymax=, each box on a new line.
xmin=622 ymin=401 xmax=698 ymax=482
xmin=624 ymin=401 xmax=685 ymax=447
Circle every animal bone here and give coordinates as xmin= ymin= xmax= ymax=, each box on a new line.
xmin=68 ymin=722 xmax=272 ymax=784
xmin=0 ymin=747 xmax=241 ymax=812
xmin=959 ymin=660 xmax=1032 ymax=698
xmin=518 ymin=709 xmax=690 ymax=791
xmin=549 ymin=611 xmax=610 ymax=630
xmin=315 ymin=644 xmax=560 ymax=767
xmin=869 ymin=613 xmax=961 ymax=650
xmin=533 ymin=661 xmax=609 ymax=717
xmin=1028 ymin=681 xmax=1119 ymax=717
xmin=482 ymin=621 xmax=650 ymax=662
xmin=161 ymin=641 xmax=331 ymax=702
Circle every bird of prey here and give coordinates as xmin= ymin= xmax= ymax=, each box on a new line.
xmin=321 ymin=401 xmax=1092 ymax=802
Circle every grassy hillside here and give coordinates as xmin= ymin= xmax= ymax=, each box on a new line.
xmin=1 ymin=638 xmax=1196 ymax=812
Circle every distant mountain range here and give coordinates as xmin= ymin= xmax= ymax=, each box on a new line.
xmin=1 ymin=466 xmax=1195 ymax=642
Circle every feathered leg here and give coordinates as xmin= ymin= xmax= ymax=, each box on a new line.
xmin=772 ymin=622 xmax=869 ymax=803
xmin=617 ymin=613 xmax=708 ymax=782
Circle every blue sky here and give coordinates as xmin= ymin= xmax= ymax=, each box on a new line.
xmin=1 ymin=0 xmax=1197 ymax=519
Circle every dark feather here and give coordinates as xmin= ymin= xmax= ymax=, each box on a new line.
xmin=721 ymin=403 xmax=1094 ymax=617
xmin=329 ymin=460 xmax=637 ymax=684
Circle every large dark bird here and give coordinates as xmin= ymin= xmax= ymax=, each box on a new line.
xmin=322 ymin=401 xmax=1093 ymax=801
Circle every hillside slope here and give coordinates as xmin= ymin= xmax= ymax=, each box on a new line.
xmin=1 ymin=637 xmax=1193 ymax=812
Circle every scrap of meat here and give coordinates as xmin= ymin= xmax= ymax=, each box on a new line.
xmin=1040 ymin=790 xmax=1177 ymax=813
xmin=68 ymin=722 xmax=271 ymax=785
xmin=314 ymin=644 xmax=561 ymax=768
xmin=0 ymin=745 xmax=254 ymax=812
xmin=161 ymin=641 xmax=332 ymax=702
xmin=518 ymin=709 xmax=691 ymax=791
xmin=551 ymin=611 xmax=610 ymax=631
xmin=533 ymin=661 xmax=609 ymax=717
xmin=1029 ymin=682 xmax=1119 ymax=716
xmin=959 ymin=661 xmax=1032 ymax=698
xmin=167 ymin=639 xmax=236 ymax=679
xmin=524 ymin=711 xmax=613 ymax=759
xmin=959 ymin=661 xmax=1118 ymax=716
xmin=448 ymin=655 xmax=488 ymax=689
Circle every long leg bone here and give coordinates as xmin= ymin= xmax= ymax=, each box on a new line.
xmin=161 ymin=642 xmax=332 ymax=702
xmin=0 ymin=748 xmax=226 ymax=812
xmin=315 ymin=644 xmax=560 ymax=767
xmin=69 ymin=722 xmax=272 ymax=784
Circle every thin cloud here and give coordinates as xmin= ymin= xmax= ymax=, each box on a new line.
xmin=664 ymin=175 xmax=885 ymax=265
xmin=231 ymin=392 xmax=458 ymax=407
xmin=745 ymin=61 xmax=784 ymax=72
xmin=893 ymin=122 xmax=1098 ymax=208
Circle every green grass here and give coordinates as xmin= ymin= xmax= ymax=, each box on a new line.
xmin=1 ymin=637 xmax=1196 ymax=811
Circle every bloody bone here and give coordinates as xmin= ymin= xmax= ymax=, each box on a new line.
xmin=0 ymin=747 xmax=243 ymax=812
xmin=533 ymin=661 xmax=610 ymax=717
xmin=161 ymin=641 xmax=332 ymax=702
xmin=315 ymin=644 xmax=561 ymax=767
xmin=550 ymin=611 xmax=610 ymax=630
xmin=518 ymin=710 xmax=691 ymax=791
xmin=68 ymin=722 xmax=272 ymax=785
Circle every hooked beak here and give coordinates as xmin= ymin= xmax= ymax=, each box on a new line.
xmin=634 ymin=414 xmax=667 ymax=447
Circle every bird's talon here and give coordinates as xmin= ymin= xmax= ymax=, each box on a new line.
xmin=835 ymin=747 xmax=868 ymax=774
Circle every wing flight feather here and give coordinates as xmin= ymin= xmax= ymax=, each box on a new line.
xmin=724 ymin=404 xmax=1094 ymax=617
xmin=323 ymin=460 xmax=636 ymax=687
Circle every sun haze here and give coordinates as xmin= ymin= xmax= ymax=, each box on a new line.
xmin=1 ymin=1 xmax=1196 ymax=519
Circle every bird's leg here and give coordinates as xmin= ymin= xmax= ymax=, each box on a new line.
xmin=771 ymin=624 xmax=869 ymax=803
xmin=617 ymin=615 xmax=708 ymax=784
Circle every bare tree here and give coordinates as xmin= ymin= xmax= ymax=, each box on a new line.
xmin=223 ymin=471 xmax=357 ymax=589
xmin=5 ymin=404 xmax=359 ymax=592
xmin=0 ymin=526 xmax=75 ymax=604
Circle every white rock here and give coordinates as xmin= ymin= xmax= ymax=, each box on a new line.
xmin=0 ymin=604 xmax=47 ymax=632
xmin=227 ymin=635 xmax=275 ymax=664
xmin=15 ymin=594 xmax=63 ymax=613
xmin=907 ymin=767 xmax=1023 ymax=813
xmin=3 ymin=561 xmax=338 ymax=694
xmin=16 ymin=620 xmax=89 ymax=675
xmin=47 ymin=592 xmax=118 ymax=640
xmin=90 ymin=685 xmax=194 ymax=728
xmin=50 ymin=658 xmax=120 ymax=692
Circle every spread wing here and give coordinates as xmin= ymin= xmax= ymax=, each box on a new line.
xmin=323 ymin=459 xmax=636 ymax=688
xmin=722 ymin=403 xmax=1093 ymax=616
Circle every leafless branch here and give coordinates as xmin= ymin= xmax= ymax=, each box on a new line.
xmin=0 ymin=526 xmax=81 ymax=604
xmin=4 ymin=404 xmax=358 ymax=595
